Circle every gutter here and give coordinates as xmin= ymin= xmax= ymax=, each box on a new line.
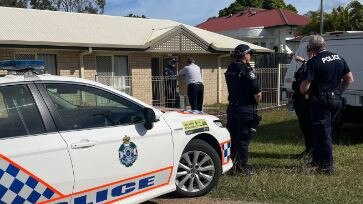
xmin=80 ymin=47 xmax=92 ymax=78
xmin=210 ymin=44 xmax=273 ymax=53
xmin=0 ymin=41 xmax=148 ymax=49
xmin=217 ymin=53 xmax=231 ymax=103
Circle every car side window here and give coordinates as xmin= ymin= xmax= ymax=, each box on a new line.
xmin=0 ymin=85 xmax=46 ymax=138
xmin=44 ymin=83 xmax=145 ymax=131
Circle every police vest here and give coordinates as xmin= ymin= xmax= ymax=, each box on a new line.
xmin=225 ymin=61 xmax=260 ymax=106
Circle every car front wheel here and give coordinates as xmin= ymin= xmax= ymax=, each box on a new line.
xmin=175 ymin=139 xmax=222 ymax=197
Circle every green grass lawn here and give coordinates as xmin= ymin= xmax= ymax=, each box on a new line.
xmin=210 ymin=108 xmax=363 ymax=204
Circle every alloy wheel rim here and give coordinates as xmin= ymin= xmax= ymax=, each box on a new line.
xmin=176 ymin=150 xmax=215 ymax=193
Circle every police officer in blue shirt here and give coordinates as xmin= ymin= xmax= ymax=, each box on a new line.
xmin=164 ymin=58 xmax=177 ymax=108
xmin=300 ymin=35 xmax=354 ymax=175
xmin=292 ymin=48 xmax=315 ymax=158
xmin=225 ymin=44 xmax=262 ymax=175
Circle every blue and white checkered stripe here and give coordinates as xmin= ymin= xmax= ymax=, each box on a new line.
xmin=0 ymin=157 xmax=58 ymax=204
xmin=222 ymin=142 xmax=231 ymax=164
xmin=180 ymin=110 xmax=206 ymax=114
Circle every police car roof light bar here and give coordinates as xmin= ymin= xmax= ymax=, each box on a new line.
xmin=0 ymin=60 xmax=45 ymax=71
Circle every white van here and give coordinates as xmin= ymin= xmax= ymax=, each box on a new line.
xmin=283 ymin=31 xmax=363 ymax=123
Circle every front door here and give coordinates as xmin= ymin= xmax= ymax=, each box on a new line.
xmin=151 ymin=58 xmax=163 ymax=106
xmin=39 ymin=83 xmax=174 ymax=203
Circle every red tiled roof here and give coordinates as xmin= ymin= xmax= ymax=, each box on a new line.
xmin=197 ymin=8 xmax=310 ymax=32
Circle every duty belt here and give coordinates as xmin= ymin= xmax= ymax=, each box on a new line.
xmin=229 ymin=101 xmax=244 ymax=106
xmin=310 ymin=92 xmax=342 ymax=102
xmin=229 ymin=101 xmax=255 ymax=107
xmin=320 ymin=92 xmax=342 ymax=100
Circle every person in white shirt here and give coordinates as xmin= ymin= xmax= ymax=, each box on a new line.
xmin=179 ymin=57 xmax=204 ymax=111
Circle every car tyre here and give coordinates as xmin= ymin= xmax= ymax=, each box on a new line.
xmin=174 ymin=139 xmax=222 ymax=197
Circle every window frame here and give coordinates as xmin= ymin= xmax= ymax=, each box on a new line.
xmin=0 ymin=82 xmax=57 ymax=139
xmin=35 ymin=81 xmax=146 ymax=132
xmin=95 ymin=54 xmax=129 ymax=77
xmin=14 ymin=52 xmax=58 ymax=75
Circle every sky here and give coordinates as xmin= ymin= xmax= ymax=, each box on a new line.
xmin=105 ymin=0 xmax=363 ymax=26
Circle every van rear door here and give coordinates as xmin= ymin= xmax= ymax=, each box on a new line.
xmin=325 ymin=35 xmax=363 ymax=106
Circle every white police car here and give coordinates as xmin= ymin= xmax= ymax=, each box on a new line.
xmin=0 ymin=60 xmax=232 ymax=204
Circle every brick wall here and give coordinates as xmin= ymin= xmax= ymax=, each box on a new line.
xmin=0 ymin=49 xmax=13 ymax=75
xmin=0 ymin=49 xmax=13 ymax=60
xmin=129 ymin=53 xmax=152 ymax=105
xmin=83 ymin=54 xmax=96 ymax=81
xmin=220 ymin=56 xmax=233 ymax=104
xmin=58 ymin=51 xmax=80 ymax=77
xmin=0 ymin=48 xmax=230 ymax=106
xmin=178 ymin=54 xmax=222 ymax=105
xmin=0 ymin=48 xmax=83 ymax=77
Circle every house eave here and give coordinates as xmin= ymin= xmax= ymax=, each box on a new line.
xmin=0 ymin=40 xmax=148 ymax=50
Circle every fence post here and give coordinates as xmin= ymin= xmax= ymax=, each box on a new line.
xmin=277 ymin=64 xmax=281 ymax=107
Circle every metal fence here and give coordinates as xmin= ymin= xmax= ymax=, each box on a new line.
xmin=256 ymin=64 xmax=289 ymax=110
xmin=96 ymin=75 xmax=132 ymax=95
xmin=96 ymin=75 xmax=179 ymax=107
xmin=95 ymin=63 xmax=290 ymax=112
xmin=150 ymin=76 xmax=178 ymax=107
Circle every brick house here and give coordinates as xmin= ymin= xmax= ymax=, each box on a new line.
xmin=197 ymin=8 xmax=309 ymax=53
xmin=0 ymin=6 xmax=271 ymax=106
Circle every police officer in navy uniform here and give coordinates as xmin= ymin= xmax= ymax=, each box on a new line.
xmin=225 ymin=44 xmax=262 ymax=175
xmin=292 ymin=47 xmax=315 ymax=157
xmin=300 ymin=35 xmax=354 ymax=175
xmin=164 ymin=58 xmax=177 ymax=108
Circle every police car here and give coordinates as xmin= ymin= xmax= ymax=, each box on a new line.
xmin=0 ymin=60 xmax=232 ymax=204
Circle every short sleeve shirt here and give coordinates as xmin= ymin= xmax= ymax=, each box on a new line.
xmin=178 ymin=63 xmax=203 ymax=85
xmin=164 ymin=66 xmax=176 ymax=76
xmin=303 ymin=50 xmax=350 ymax=96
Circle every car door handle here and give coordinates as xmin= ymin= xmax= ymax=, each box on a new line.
xmin=71 ymin=139 xmax=97 ymax=149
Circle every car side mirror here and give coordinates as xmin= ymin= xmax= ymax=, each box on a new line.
xmin=143 ymin=107 xmax=156 ymax=130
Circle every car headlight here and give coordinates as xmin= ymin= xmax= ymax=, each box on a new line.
xmin=213 ymin=120 xmax=224 ymax=128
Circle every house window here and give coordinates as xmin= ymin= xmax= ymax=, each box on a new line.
xmin=96 ymin=56 xmax=112 ymax=76
xmin=15 ymin=53 xmax=57 ymax=75
xmin=96 ymin=55 xmax=129 ymax=76
xmin=15 ymin=53 xmax=36 ymax=60
xmin=38 ymin=54 xmax=57 ymax=75
xmin=114 ymin=56 xmax=129 ymax=76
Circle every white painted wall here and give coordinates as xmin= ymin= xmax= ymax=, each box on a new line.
xmin=218 ymin=26 xmax=299 ymax=53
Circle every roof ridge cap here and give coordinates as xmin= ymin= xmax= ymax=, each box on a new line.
xmin=278 ymin=8 xmax=289 ymax=25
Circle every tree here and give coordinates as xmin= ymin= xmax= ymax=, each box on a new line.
xmin=262 ymin=0 xmax=286 ymax=10
xmin=0 ymin=0 xmax=27 ymax=8
xmin=218 ymin=0 xmax=297 ymax=17
xmin=54 ymin=0 xmax=105 ymax=14
xmin=348 ymin=0 xmax=363 ymax=30
xmin=30 ymin=0 xmax=57 ymax=10
xmin=126 ymin=13 xmax=147 ymax=18
xmin=297 ymin=11 xmax=321 ymax=35
xmin=286 ymin=4 xmax=297 ymax=13
xmin=1 ymin=0 xmax=105 ymax=14
xmin=242 ymin=0 xmax=262 ymax=8
xmin=299 ymin=1 xmax=363 ymax=34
